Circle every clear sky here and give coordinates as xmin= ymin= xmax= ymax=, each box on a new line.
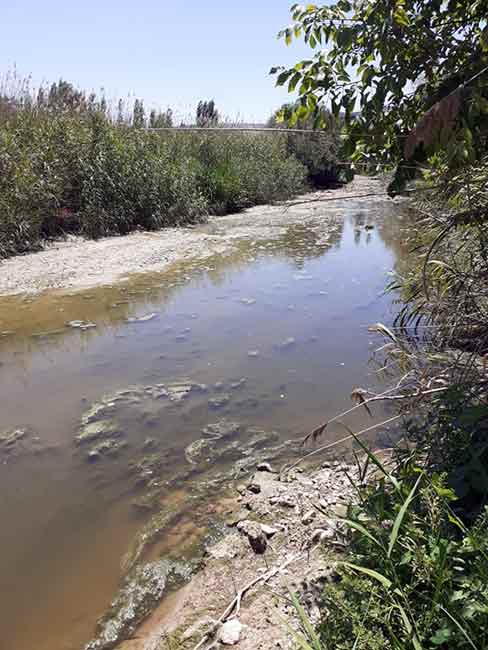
xmin=0 ymin=1 xmax=312 ymax=122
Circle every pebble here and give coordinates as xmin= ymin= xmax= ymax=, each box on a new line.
xmin=256 ymin=462 xmax=273 ymax=473
xmin=237 ymin=521 xmax=267 ymax=554
xmin=247 ymin=350 xmax=260 ymax=357
xmin=261 ymin=524 xmax=278 ymax=538
xmin=247 ymin=483 xmax=261 ymax=494
xmin=302 ymin=509 xmax=316 ymax=525
xmin=218 ymin=619 xmax=243 ymax=645
xmin=278 ymin=496 xmax=295 ymax=508
xmin=312 ymin=528 xmax=335 ymax=543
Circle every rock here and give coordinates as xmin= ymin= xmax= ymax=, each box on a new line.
xmin=312 ymin=528 xmax=336 ymax=544
xmin=218 ymin=619 xmax=243 ymax=645
xmin=240 ymin=298 xmax=256 ymax=305
xmin=278 ymin=496 xmax=295 ymax=508
xmin=302 ymin=510 xmax=316 ymax=526
xmin=261 ymin=524 xmax=278 ymax=538
xmin=247 ymin=482 xmax=261 ymax=494
xmin=237 ymin=521 xmax=267 ymax=554
xmin=0 ymin=428 xmax=43 ymax=459
xmin=0 ymin=428 xmax=27 ymax=451
xmin=332 ymin=504 xmax=348 ymax=518
xmin=236 ymin=483 xmax=247 ymax=495
xmin=166 ymin=382 xmax=195 ymax=402
xmin=225 ymin=509 xmax=249 ymax=527
xmin=247 ymin=350 xmax=260 ymax=358
xmin=208 ymin=394 xmax=230 ymax=409
xmin=256 ymin=462 xmax=273 ymax=473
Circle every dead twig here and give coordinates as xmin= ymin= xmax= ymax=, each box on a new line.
xmin=283 ymin=414 xmax=403 ymax=474
xmin=301 ymin=372 xmax=413 ymax=447
xmin=191 ymin=554 xmax=301 ymax=650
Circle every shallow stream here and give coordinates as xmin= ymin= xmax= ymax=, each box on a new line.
xmin=0 ymin=190 xmax=410 ymax=650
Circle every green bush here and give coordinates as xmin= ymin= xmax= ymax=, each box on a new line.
xmin=316 ymin=455 xmax=488 ymax=650
xmin=0 ymin=85 xmax=308 ymax=258
xmin=268 ymin=103 xmax=344 ymax=186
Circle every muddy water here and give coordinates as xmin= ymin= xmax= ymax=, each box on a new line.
xmin=0 ymin=197 xmax=409 ymax=650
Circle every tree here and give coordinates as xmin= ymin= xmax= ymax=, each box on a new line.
xmin=196 ymin=99 xmax=219 ymax=127
xmin=46 ymin=79 xmax=86 ymax=113
xmin=272 ymin=1 xmax=488 ymax=183
xmin=116 ymin=99 xmax=125 ymax=125
xmin=268 ymin=103 xmax=342 ymax=185
xmin=149 ymin=108 xmax=173 ymax=128
xmin=132 ymin=98 xmax=146 ymax=128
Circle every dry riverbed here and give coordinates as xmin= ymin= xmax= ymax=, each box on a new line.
xmin=0 ymin=178 xmax=389 ymax=296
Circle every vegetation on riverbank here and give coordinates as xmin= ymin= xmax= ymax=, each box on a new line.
xmin=276 ymin=1 xmax=488 ymax=648
xmin=0 ymin=75 xmax=340 ymax=259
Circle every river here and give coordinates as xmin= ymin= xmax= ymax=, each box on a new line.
xmin=0 ymin=182 xmax=410 ymax=650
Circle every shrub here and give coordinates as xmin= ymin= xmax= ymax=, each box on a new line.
xmin=268 ymin=103 xmax=344 ymax=186
xmin=0 ymin=79 xmax=308 ymax=258
xmin=317 ymin=456 xmax=488 ymax=650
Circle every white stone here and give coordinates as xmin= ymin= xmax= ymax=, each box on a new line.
xmin=261 ymin=524 xmax=278 ymax=538
xmin=219 ymin=619 xmax=243 ymax=645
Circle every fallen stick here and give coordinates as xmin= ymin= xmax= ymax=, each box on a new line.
xmin=191 ymin=553 xmax=300 ymax=650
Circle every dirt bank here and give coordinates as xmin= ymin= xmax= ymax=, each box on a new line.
xmin=111 ymin=459 xmax=362 ymax=650
xmin=0 ymin=178 xmax=390 ymax=296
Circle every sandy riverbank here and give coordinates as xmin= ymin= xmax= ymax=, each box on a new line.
xmin=108 ymin=459 xmax=362 ymax=650
xmin=0 ymin=178 xmax=389 ymax=296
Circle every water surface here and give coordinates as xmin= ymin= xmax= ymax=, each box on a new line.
xmin=0 ymin=197 xmax=409 ymax=650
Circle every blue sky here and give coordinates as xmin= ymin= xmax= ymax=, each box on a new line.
xmin=0 ymin=1 xmax=312 ymax=122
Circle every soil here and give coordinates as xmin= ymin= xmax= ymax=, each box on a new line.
xmin=112 ymin=459 xmax=363 ymax=650
xmin=0 ymin=178 xmax=390 ymax=296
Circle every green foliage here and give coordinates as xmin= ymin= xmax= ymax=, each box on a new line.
xmin=132 ymin=98 xmax=146 ymax=128
xmin=268 ymin=103 xmax=345 ymax=186
xmin=318 ymin=459 xmax=488 ymax=649
xmin=272 ymin=1 xmax=488 ymax=170
xmin=0 ymin=83 xmax=307 ymax=258
xmin=196 ymin=99 xmax=219 ymax=128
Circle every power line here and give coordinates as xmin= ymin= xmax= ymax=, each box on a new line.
xmin=145 ymin=125 xmax=408 ymax=139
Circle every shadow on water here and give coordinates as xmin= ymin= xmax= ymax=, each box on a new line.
xmin=0 ymin=199 xmax=411 ymax=650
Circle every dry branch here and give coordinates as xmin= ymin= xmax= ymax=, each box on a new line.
xmin=190 ymin=554 xmax=300 ymax=650
xmin=284 ymin=414 xmax=403 ymax=474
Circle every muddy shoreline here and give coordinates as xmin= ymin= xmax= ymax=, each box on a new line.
xmin=0 ymin=179 xmax=390 ymax=296
xmin=109 ymin=458 xmax=360 ymax=650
